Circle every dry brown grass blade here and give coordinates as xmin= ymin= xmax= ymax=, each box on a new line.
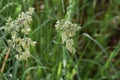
xmin=1 ymin=48 xmax=10 ymax=73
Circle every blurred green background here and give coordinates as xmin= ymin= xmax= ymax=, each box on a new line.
xmin=0 ymin=0 xmax=120 ymax=80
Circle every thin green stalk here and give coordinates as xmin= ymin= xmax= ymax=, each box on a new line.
xmin=63 ymin=0 xmax=81 ymax=79
xmin=62 ymin=45 xmax=67 ymax=79
xmin=104 ymin=42 xmax=120 ymax=68
xmin=65 ymin=0 xmax=76 ymax=21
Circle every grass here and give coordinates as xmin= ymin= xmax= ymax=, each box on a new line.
xmin=0 ymin=0 xmax=120 ymax=80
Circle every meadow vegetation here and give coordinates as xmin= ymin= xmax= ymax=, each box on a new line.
xmin=0 ymin=0 xmax=120 ymax=80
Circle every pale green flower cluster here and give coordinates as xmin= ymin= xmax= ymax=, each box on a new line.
xmin=4 ymin=8 xmax=36 ymax=61
xmin=55 ymin=19 xmax=81 ymax=54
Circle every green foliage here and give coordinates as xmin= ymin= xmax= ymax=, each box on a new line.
xmin=0 ymin=0 xmax=120 ymax=80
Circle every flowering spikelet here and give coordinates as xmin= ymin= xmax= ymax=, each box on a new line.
xmin=55 ymin=19 xmax=81 ymax=53
xmin=4 ymin=7 xmax=36 ymax=61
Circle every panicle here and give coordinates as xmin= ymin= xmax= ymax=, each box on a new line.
xmin=4 ymin=7 xmax=36 ymax=61
xmin=55 ymin=19 xmax=81 ymax=53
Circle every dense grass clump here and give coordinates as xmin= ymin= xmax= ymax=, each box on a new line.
xmin=0 ymin=0 xmax=120 ymax=80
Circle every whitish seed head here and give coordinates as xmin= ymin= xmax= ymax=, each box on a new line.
xmin=55 ymin=19 xmax=81 ymax=54
xmin=4 ymin=7 xmax=36 ymax=61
